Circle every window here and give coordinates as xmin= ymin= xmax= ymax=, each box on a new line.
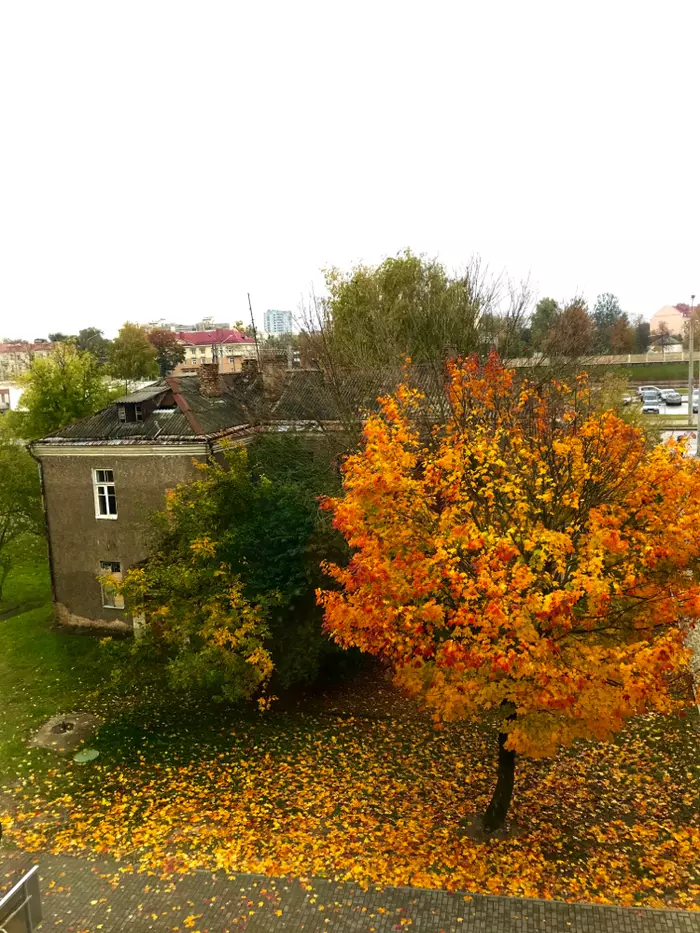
xmin=93 ymin=468 xmax=117 ymax=518
xmin=199 ymin=347 xmax=206 ymax=355
xmin=135 ymin=404 xmax=143 ymax=422
xmin=99 ymin=561 xmax=125 ymax=609
xmin=191 ymin=357 xmax=197 ymax=365
xmin=117 ymin=405 xmax=126 ymax=423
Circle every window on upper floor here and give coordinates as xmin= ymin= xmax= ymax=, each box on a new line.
xmin=93 ymin=469 xmax=117 ymax=519
xmin=99 ymin=560 xmax=125 ymax=609
xmin=191 ymin=357 xmax=197 ymax=364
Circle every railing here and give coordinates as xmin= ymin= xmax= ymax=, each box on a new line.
xmin=510 ymin=352 xmax=691 ymax=367
xmin=0 ymin=866 xmax=42 ymax=932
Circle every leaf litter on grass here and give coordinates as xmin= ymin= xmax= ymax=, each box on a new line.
xmin=2 ymin=700 xmax=700 ymax=910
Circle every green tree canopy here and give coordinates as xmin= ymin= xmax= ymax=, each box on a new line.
xmin=5 ymin=343 xmax=114 ymax=440
xmin=147 ymin=329 xmax=186 ymax=376
xmin=592 ymin=293 xmax=627 ymax=352
xmin=632 ymin=316 xmax=651 ymax=353
xmin=0 ymin=440 xmax=45 ymax=598
xmin=76 ymin=327 xmax=111 ymax=363
xmin=122 ymin=436 xmax=349 ymax=700
xmin=309 ymin=250 xmax=526 ymax=370
xmin=109 ymin=323 xmax=158 ymax=388
xmin=529 ymin=297 xmax=559 ymax=350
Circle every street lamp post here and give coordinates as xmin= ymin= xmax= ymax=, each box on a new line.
xmin=689 ymin=296 xmax=695 ymax=422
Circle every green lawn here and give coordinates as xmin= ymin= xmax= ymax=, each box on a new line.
xmin=588 ymin=361 xmax=690 ymax=383
xmin=0 ymin=555 xmax=110 ymax=782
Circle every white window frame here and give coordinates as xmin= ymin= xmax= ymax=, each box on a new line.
xmin=93 ymin=468 xmax=118 ymax=519
xmin=99 ymin=560 xmax=125 ymax=609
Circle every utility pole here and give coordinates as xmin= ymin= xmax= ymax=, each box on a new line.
xmin=689 ymin=296 xmax=695 ymax=422
xmin=248 ymin=293 xmax=263 ymax=371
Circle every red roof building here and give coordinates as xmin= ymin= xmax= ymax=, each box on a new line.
xmin=172 ymin=329 xmax=257 ymax=375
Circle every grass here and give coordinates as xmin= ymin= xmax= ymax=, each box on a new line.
xmin=0 ymin=555 xmax=111 ymax=782
xmin=589 ymin=361 xmax=690 ymax=383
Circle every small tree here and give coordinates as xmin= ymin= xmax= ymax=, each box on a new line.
xmin=529 ymin=297 xmax=559 ymax=351
xmin=608 ymin=315 xmax=635 ymax=353
xmin=5 ymin=343 xmax=114 ymax=440
xmin=592 ymin=293 xmax=626 ymax=352
xmin=109 ymin=323 xmax=158 ymax=389
xmin=0 ymin=440 xmax=44 ymax=599
xmin=632 ymin=316 xmax=651 ymax=353
xmin=319 ymin=355 xmax=700 ymax=832
xmin=147 ymin=329 xmax=186 ymax=376
xmin=546 ymin=297 xmax=594 ymax=357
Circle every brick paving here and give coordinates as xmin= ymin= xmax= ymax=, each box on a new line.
xmin=1 ymin=848 xmax=699 ymax=932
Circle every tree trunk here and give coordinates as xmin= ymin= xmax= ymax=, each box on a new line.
xmin=483 ymin=726 xmax=516 ymax=833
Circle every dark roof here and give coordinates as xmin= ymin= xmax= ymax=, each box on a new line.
xmin=37 ymin=373 xmax=264 ymax=444
xmin=112 ymin=384 xmax=164 ymax=404
xmin=33 ymin=367 xmax=450 ymax=447
xmin=270 ymin=369 xmax=448 ymax=424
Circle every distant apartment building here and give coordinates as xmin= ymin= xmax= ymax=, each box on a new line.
xmin=0 ymin=341 xmax=56 ymax=378
xmin=264 ymin=309 xmax=293 ymax=336
xmin=171 ymin=328 xmax=258 ymax=375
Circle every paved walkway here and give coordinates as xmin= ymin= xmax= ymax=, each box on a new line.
xmin=1 ymin=848 xmax=698 ymax=932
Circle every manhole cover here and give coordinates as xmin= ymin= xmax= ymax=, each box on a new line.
xmin=73 ymin=748 xmax=99 ymax=763
xmin=51 ymin=720 xmax=75 ymax=734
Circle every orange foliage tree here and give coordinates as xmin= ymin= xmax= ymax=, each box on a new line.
xmin=318 ymin=355 xmax=700 ymax=831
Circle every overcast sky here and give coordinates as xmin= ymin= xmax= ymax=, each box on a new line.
xmin=1 ymin=1 xmax=698 ymax=339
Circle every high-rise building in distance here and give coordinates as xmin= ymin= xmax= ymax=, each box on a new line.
xmin=264 ymin=309 xmax=293 ymax=335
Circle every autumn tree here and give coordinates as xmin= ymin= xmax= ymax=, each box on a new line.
xmin=147 ymin=329 xmax=186 ymax=376
xmin=546 ymin=297 xmax=594 ymax=358
xmin=608 ymin=315 xmax=635 ymax=353
xmin=109 ymin=323 xmax=158 ymax=389
xmin=4 ymin=343 xmax=114 ymax=440
xmin=318 ymin=355 xmax=700 ymax=833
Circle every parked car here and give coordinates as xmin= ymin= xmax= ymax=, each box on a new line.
xmin=660 ymin=389 xmax=682 ymax=405
xmin=637 ymin=385 xmax=662 ymax=398
xmin=640 ymin=391 xmax=661 ymax=414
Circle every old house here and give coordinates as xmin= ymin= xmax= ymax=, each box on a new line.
xmin=29 ymin=365 xmax=263 ymax=631
xmin=29 ymin=362 xmax=431 ymax=632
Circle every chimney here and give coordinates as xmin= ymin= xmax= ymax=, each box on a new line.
xmin=199 ymin=362 xmax=221 ymax=397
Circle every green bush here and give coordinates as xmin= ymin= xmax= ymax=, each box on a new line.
xmin=119 ymin=434 xmax=356 ymax=700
